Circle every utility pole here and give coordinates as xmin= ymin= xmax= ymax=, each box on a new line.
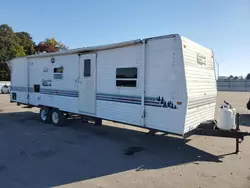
xmin=215 ymin=60 xmax=220 ymax=79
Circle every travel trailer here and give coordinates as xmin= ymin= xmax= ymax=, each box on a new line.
xmin=10 ymin=34 xmax=217 ymax=136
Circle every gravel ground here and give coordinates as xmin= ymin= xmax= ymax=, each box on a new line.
xmin=0 ymin=92 xmax=250 ymax=188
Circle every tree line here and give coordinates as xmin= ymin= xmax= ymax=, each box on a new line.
xmin=0 ymin=24 xmax=67 ymax=81
xmin=219 ymin=74 xmax=250 ymax=80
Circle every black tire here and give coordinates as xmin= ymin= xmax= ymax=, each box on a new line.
xmin=247 ymin=100 xmax=250 ymax=110
xmin=39 ymin=107 xmax=52 ymax=123
xmin=1 ymin=90 xmax=3 ymax=94
xmin=51 ymin=109 xmax=66 ymax=126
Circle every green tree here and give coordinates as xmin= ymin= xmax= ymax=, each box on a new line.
xmin=10 ymin=45 xmax=26 ymax=57
xmin=0 ymin=24 xmax=68 ymax=81
xmin=0 ymin=24 xmax=28 ymax=80
xmin=16 ymin=32 xmax=35 ymax=55
xmin=0 ymin=24 xmax=27 ymax=61
xmin=246 ymin=73 xmax=250 ymax=80
xmin=35 ymin=37 xmax=67 ymax=53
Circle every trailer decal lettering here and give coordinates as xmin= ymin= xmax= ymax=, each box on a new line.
xmin=43 ymin=68 xmax=48 ymax=72
xmin=197 ymin=53 xmax=206 ymax=65
xmin=42 ymin=79 xmax=52 ymax=87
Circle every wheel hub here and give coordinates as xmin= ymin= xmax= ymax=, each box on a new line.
xmin=41 ymin=109 xmax=47 ymax=121
xmin=52 ymin=112 xmax=59 ymax=124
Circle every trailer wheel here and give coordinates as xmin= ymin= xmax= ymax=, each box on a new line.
xmin=51 ymin=109 xmax=66 ymax=126
xmin=39 ymin=107 xmax=52 ymax=123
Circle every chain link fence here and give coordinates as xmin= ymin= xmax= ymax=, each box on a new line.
xmin=217 ymin=80 xmax=250 ymax=92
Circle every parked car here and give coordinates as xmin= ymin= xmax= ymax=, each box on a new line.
xmin=247 ymin=99 xmax=250 ymax=110
xmin=1 ymin=85 xmax=10 ymax=94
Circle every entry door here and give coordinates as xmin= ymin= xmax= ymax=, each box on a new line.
xmin=78 ymin=54 xmax=96 ymax=114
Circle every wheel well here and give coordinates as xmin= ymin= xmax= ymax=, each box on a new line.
xmin=38 ymin=106 xmax=69 ymax=114
xmin=38 ymin=105 xmax=53 ymax=110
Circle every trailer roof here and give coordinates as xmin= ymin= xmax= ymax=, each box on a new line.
xmin=27 ymin=34 xmax=177 ymax=58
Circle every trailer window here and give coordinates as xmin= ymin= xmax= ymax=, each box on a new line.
xmin=116 ymin=80 xmax=136 ymax=87
xmin=116 ymin=67 xmax=137 ymax=79
xmin=84 ymin=59 xmax=91 ymax=77
xmin=54 ymin=66 xmax=63 ymax=80
xmin=54 ymin=67 xmax=64 ymax=73
xmin=116 ymin=67 xmax=137 ymax=87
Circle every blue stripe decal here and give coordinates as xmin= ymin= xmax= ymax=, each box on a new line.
xmin=96 ymin=96 xmax=141 ymax=102
xmin=10 ymin=88 xmax=178 ymax=109
xmin=96 ymin=97 xmax=165 ymax=107
xmin=96 ymin=93 xmax=160 ymax=104
xmin=28 ymin=87 xmax=33 ymax=93
xmin=96 ymin=93 xmax=178 ymax=109
xmin=11 ymin=86 xmax=26 ymax=92
xmin=40 ymin=91 xmax=78 ymax=96
xmin=11 ymin=86 xmax=78 ymax=98
xmin=96 ymin=93 xmax=141 ymax=99
xmin=97 ymin=97 xmax=141 ymax=105
xmin=40 ymin=91 xmax=78 ymax=97
xmin=41 ymin=89 xmax=78 ymax=93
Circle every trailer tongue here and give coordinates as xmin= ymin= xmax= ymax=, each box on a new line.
xmin=185 ymin=113 xmax=250 ymax=154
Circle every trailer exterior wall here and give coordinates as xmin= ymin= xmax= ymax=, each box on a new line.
xmin=28 ymin=54 xmax=80 ymax=113
xmin=10 ymin=34 xmax=216 ymax=136
xmin=95 ymin=36 xmax=187 ymax=134
xmin=96 ymin=44 xmax=143 ymax=126
xmin=182 ymin=37 xmax=217 ymax=134
xmin=10 ymin=57 xmax=28 ymax=104
xmin=144 ymin=36 xmax=187 ymax=133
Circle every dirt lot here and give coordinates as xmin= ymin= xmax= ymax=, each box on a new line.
xmin=0 ymin=92 xmax=250 ymax=188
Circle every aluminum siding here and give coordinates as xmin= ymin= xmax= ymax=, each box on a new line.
xmin=181 ymin=37 xmax=217 ymax=134
xmin=96 ymin=36 xmax=187 ymax=134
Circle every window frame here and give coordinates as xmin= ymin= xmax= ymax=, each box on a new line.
xmin=84 ymin=59 xmax=91 ymax=77
xmin=115 ymin=67 xmax=138 ymax=88
xmin=54 ymin=67 xmax=64 ymax=73
xmin=53 ymin=66 xmax=64 ymax=80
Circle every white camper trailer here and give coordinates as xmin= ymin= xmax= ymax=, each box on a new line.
xmin=10 ymin=34 xmax=217 ymax=136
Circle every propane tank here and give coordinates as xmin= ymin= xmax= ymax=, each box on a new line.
xmin=217 ymin=101 xmax=236 ymax=130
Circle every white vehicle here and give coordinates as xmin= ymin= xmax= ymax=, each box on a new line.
xmin=9 ymin=34 xmax=217 ymax=136
xmin=1 ymin=85 xmax=10 ymax=94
